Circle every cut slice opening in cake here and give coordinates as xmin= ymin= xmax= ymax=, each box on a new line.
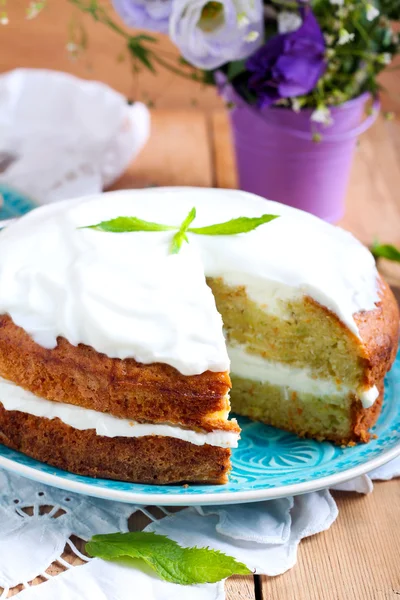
xmin=206 ymin=275 xmax=397 ymax=445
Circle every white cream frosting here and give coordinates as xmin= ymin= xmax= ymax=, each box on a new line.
xmin=0 ymin=376 xmax=238 ymax=448
xmin=358 ymin=386 xmax=379 ymax=408
xmin=228 ymin=344 xmax=378 ymax=409
xmin=0 ymin=187 xmax=379 ymax=376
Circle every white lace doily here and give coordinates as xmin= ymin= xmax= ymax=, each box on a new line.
xmin=0 ymin=457 xmax=398 ymax=599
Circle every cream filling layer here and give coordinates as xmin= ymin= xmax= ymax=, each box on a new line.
xmin=0 ymin=377 xmax=239 ymax=448
xmin=228 ymin=344 xmax=378 ymax=409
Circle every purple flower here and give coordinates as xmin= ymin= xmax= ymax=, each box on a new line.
xmin=246 ymin=8 xmax=326 ymax=107
xmin=111 ymin=0 xmax=173 ymax=33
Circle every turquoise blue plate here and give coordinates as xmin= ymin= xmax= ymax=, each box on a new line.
xmin=0 ymin=351 xmax=399 ymax=505
xmin=0 ymin=195 xmax=399 ymax=504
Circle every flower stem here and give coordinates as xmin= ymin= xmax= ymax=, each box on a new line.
xmin=151 ymin=54 xmax=204 ymax=82
xmin=68 ymin=0 xmax=130 ymax=39
xmin=66 ymin=0 xmax=210 ymax=85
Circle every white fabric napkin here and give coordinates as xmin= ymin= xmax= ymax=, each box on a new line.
xmin=332 ymin=454 xmax=400 ymax=493
xmin=0 ymin=69 xmax=150 ymax=205
xmin=0 ymin=459 xmax=398 ymax=599
xmin=15 ymin=559 xmax=224 ymax=600
xmin=147 ymin=491 xmax=337 ymax=577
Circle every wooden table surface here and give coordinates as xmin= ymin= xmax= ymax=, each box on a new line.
xmin=113 ymin=108 xmax=400 ymax=600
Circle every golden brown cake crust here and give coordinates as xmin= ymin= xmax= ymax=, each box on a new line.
xmin=0 ymin=314 xmax=234 ymax=432
xmin=0 ymin=405 xmax=231 ymax=484
xmin=354 ymin=277 xmax=399 ymax=386
xmin=341 ymin=277 xmax=398 ymax=443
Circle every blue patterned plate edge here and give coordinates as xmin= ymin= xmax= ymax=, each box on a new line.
xmin=0 ymin=435 xmax=399 ymax=506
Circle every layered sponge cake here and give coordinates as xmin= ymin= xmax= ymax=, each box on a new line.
xmin=0 ymin=187 xmax=397 ymax=484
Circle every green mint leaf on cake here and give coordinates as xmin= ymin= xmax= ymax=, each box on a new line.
xmin=371 ymin=242 xmax=400 ymax=263
xmin=85 ymin=531 xmax=251 ymax=585
xmin=170 ymin=206 xmax=196 ymax=254
xmin=81 ymin=216 xmax=176 ymax=233
xmin=188 ymin=213 xmax=279 ymax=235
xmin=81 ymin=208 xmax=279 ymax=254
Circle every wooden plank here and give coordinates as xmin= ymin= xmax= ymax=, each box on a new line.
xmin=3 ymin=0 xmax=221 ymax=111
xmin=210 ymin=111 xmax=238 ymax=190
xmin=110 ymin=110 xmax=214 ymax=189
xmin=226 ymin=576 xmax=257 ymax=599
xmin=339 ymin=115 xmax=400 ymax=246
xmin=261 ymin=481 xmax=400 ymax=600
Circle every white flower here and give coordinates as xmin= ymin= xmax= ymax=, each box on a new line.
xmin=277 ymin=11 xmax=302 ymax=34
xmin=336 ymin=7 xmax=348 ymax=18
xmin=355 ymin=69 xmax=367 ymax=85
xmin=111 ymin=0 xmax=173 ymax=33
xmin=26 ymin=1 xmax=45 ymax=20
xmin=169 ymin=0 xmax=264 ymax=70
xmin=311 ymin=106 xmax=333 ymax=126
xmin=66 ymin=42 xmax=78 ymax=54
xmin=366 ymin=3 xmax=379 ymax=21
xmin=337 ymin=28 xmax=355 ymax=45
xmin=379 ymin=53 xmax=392 ymax=65
xmin=291 ymin=98 xmax=301 ymax=113
xmin=0 ymin=14 xmax=8 ymax=25
xmin=329 ymin=0 xmax=344 ymax=5
xmin=324 ymin=33 xmax=335 ymax=46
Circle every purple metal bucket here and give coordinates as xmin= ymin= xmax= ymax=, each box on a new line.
xmin=226 ymin=89 xmax=379 ymax=222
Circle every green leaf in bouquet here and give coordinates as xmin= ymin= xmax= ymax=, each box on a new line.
xmin=227 ymin=60 xmax=247 ymax=81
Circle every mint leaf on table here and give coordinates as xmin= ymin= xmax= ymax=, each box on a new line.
xmin=81 ymin=216 xmax=176 ymax=233
xmin=188 ymin=213 xmax=279 ymax=236
xmin=85 ymin=531 xmax=251 ymax=585
xmin=170 ymin=206 xmax=196 ymax=254
xmin=371 ymin=242 xmax=400 ymax=263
